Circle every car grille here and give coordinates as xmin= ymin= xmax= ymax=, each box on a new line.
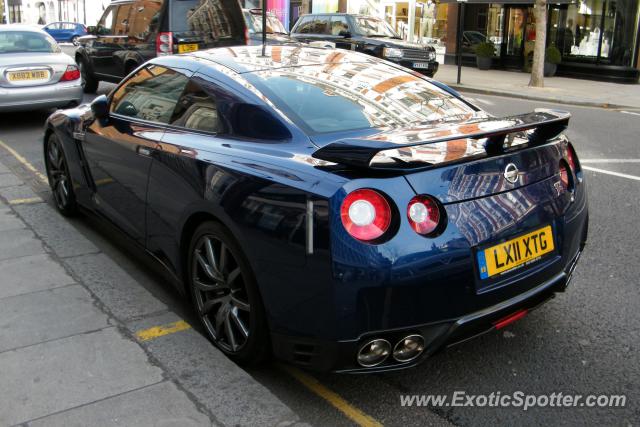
xmin=402 ymin=49 xmax=433 ymax=61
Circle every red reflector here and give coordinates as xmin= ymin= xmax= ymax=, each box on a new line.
xmin=60 ymin=65 xmax=80 ymax=81
xmin=559 ymin=162 xmax=570 ymax=189
xmin=493 ymin=309 xmax=528 ymax=330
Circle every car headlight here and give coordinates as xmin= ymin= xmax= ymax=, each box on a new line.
xmin=383 ymin=47 xmax=403 ymax=59
xmin=429 ymin=51 xmax=436 ymax=61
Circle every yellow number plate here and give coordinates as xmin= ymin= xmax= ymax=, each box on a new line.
xmin=477 ymin=225 xmax=554 ymax=279
xmin=178 ymin=43 xmax=199 ymax=53
xmin=7 ymin=70 xmax=49 ymax=81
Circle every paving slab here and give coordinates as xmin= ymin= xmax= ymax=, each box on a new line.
xmin=0 ymin=172 xmax=23 ymax=188
xmin=0 ymin=285 xmax=109 ymax=352
xmin=0 ymin=205 xmax=26 ymax=231
xmin=0 ymin=253 xmax=75 ymax=299
xmin=11 ymin=202 xmax=99 ymax=258
xmin=0 ymin=327 xmax=164 ymax=426
xmin=0 ymin=161 xmax=10 ymax=174
xmin=64 ymin=253 xmax=167 ymax=321
xmin=28 ymin=381 xmax=213 ymax=427
xmin=128 ymin=312 xmax=300 ymax=427
xmin=0 ymin=228 xmax=44 ymax=261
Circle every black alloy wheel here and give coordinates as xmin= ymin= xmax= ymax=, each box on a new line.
xmin=45 ymin=135 xmax=78 ymax=216
xmin=188 ymin=222 xmax=269 ymax=365
xmin=78 ymin=59 xmax=98 ymax=93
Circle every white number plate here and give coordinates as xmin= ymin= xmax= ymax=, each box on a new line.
xmin=412 ymin=62 xmax=431 ymax=69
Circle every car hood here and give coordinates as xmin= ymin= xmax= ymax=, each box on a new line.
xmin=0 ymin=51 xmax=73 ymax=68
xmin=364 ymin=37 xmax=435 ymax=51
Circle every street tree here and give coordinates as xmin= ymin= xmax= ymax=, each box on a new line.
xmin=529 ymin=0 xmax=548 ymax=87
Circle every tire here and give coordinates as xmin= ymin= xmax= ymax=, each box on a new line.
xmin=71 ymin=35 xmax=79 ymax=46
xmin=187 ymin=221 xmax=270 ymax=365
xmin=44 ymin=134 xmax=78 ymax=216
xmin=78 ymin=58 xmax=98 ymax=94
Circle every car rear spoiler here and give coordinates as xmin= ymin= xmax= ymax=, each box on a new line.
xmin=311 ymin=109 xmax=571 ymax=169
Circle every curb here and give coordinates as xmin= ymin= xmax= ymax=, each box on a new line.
xmin=444 ymin=84 xmax=636 ymax=110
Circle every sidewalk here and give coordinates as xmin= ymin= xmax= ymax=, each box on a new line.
xmin=0 ymin=160 xmax=302 ymax=426
xmin=436 ymin=64 xmax=640 ymax=109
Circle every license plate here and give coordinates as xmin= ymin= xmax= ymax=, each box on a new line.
xmin=477 ymin=225 xmax=555 ymax=279
xmin=178 ymin=43 xmax=199 ymax=53
xmin=7 ymin=70 xmax=49 ymax=81
xmin=413 ymin=62 xmax=431 ymax=69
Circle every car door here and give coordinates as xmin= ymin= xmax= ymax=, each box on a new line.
xmin=330 ymin=16 xmax=355 ymax=50
xmin=89 ymin=3 xmax=134 ymax=79
xmin=44 ymin=23 xmax=61 ymax=41
xmin=82 ymin=64 xmax=190 ymax=245
xmin=58 ymin=23 xmax=74 ymax=41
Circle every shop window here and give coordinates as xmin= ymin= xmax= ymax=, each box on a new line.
xmin=601 ymin=0 xmax=639 ymax=66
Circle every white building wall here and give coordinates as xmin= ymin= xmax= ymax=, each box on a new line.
xmin=16 ymin=0 xmax=110 ymax=25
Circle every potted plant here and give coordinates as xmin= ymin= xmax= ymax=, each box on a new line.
xmin=544 ymin=45 xmax=562 ymax=77
xmin=475 ymin=42 xmax=495 ymax=70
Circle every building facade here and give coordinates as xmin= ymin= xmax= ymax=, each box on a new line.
xmin=2 ymin=0 xmax=110 ymax=26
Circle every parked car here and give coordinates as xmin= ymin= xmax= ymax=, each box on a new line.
xmin=75 ymin=0 xmax=247 ymax=93
xmin=243 ymin=8 xmax=292 ymax=45
xmin=44 ymin=45 xmax=588 ymax=372
xmin=290 ymin=13 xmax=438 ymax=77
xmin=0 ymin=25 xmax=83 ymax=112
xmin=43 ymin=21 xmax=88 ymax=45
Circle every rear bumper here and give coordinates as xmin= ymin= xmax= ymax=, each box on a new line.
xmin=0 ymin=81 xmax=83 ymax=112
xmin=272 ymin=247 xmax=584 ymax=373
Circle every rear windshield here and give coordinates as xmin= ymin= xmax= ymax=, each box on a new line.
xmin=247 ymin=63 xmax=475 ymax=134
xmin=0 ymin=31 xmax=59 ymax=54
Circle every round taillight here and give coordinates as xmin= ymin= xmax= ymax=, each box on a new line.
xmin=340 ymin=189 xmax=391 ymax=242
xmin=559 ymin=162 xmax=570 ymax=189
xmin=407 ymin=195 xmax=441 ymax=235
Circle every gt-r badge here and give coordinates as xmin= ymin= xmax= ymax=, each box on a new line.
xmin=504 ymin=163 xmax=520 ymax=184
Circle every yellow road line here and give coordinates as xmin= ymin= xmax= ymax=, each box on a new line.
xmin=136 ymin=320 xmax=192 ymax=342
xmin=280 ymin=364 xmax=383 ymax=427
xmin=8 ymin=197 xmax=43 ymax=205
xmin=0 ymin=139 xmax=48 ymax=184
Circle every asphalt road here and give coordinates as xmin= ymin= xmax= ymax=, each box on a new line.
xmin=0 ymin=71 xmax=638 ymax=425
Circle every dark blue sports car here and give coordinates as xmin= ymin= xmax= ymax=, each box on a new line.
xmin=43 ymin=45 xmax=588 ymax=372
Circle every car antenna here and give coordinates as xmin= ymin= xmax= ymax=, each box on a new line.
xmin=261 ymin=1 xmax=267 ymax=57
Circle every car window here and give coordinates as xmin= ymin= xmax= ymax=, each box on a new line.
xmin=354 ymin=16 xmax=399 ymax=38
xmin=63 ymin=23 xmax=75 ymax=30
xmin=249 ymin=63 xmax=475 ymax=134
xmin=0 ymin=31 xmax=60 ymax=54
xmin=129 ymin=0 xmax=163 ymax=41
xmin=172 ymin=0 xmax=242 ymax=38
xmin=330 ymin=16 xmax=349 ymax=36
xmin=45 ymin=23 xmax=60 ymax=30
xmin=170 ymin=79 xmax=221 ymax=133
xmin=308 ymin=16 xmax=331 ymax=35
xmin=114 ymin=4 xmax=133 ymax=35
xmin=110 ymin=65 xmax=189 ymax=124
xmin=293 ymin=16 xmax=312 ymax=33
xmin=98 ymin=6 xmax=116 ymax=34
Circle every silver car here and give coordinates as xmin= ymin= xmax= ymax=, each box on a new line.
xmin=0 ymin=25 xmax=83 ymax=112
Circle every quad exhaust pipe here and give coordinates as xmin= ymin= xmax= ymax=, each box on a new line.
xmin=357 ymin=334 xmax=426 ymax=367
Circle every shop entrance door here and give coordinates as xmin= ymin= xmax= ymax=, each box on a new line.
xmin=500 ymin=5 xmax=529 ymax=68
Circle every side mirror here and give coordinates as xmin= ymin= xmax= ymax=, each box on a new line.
xmin=338 ymin=30 xmax=351 ymax=38
xmin=86 ymin=25 xmax=97 ymax=35
xmin=90 ymin=95 xmax=109 ymax=120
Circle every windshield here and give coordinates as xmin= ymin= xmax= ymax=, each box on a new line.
xmin=245 ymin=11 xmax=287 ymax=34
xmin=0 ymin=31 xmax=59 ymax=54
xmin=354 ymin=16 xmax=399 ymax=38
xmin=248 ymin=62 xmax=475 ymax=134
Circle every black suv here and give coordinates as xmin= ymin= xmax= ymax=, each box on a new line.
xmin=290 ymin=13 xmax=438 ymax=77
xmin=76 ymin=0 xmax=247 ymax=93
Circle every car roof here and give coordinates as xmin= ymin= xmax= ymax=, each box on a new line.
xmin=0 ymin=24 xmax=47 ymax=33
xmin=184 ymin=45 xmax=379 ymax=74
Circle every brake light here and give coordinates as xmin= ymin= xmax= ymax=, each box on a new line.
xmin=407 ymin=195 xmax=442 ymax=236
xmin=559 ymin=162 xmax=570 ymax=189
xmin=60 ymin=65 xmax=80 ymax=81
xmin=341 ymin=189 xmax=392 ymax=242
xmin=566 ymin=143 xmax=578 ymax=173
xmin=156 ymin=32 xmax=173 ymax=56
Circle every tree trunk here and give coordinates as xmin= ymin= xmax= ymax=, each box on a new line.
xmin=529 ymin=0 xmax=548 ymax=88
